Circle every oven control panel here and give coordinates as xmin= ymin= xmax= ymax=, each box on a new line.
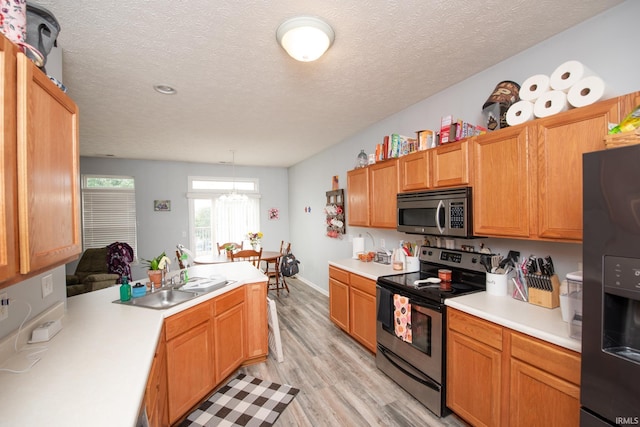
xmin=419 ymin=247 xmax=486 ymax=273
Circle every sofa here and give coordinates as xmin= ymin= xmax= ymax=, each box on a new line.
xmin=66 ymin=247 xmax=120 ymax=297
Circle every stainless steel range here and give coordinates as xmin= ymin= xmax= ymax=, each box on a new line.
xmin=375 ymin=246 xmax=487 ymax=417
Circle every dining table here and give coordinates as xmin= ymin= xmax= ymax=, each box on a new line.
xmin=193 ymin=250 xmax=282 ymax=265
xmin=194 ymin=250 xmax=284 ymax=291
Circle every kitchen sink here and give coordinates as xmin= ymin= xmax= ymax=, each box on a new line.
xmin=114 ymin=288 xmax=200 ymax=310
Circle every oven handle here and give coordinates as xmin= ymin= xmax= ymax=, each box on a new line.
xmin=378 ymin=346 xmax=441 ymax=392
xmin=436 ymin=200 xmax=445 ymax=234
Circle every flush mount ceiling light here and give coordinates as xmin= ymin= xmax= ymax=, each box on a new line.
xmin=276 ymin=16 xmax=335 ymax=62
xmin=153 ymin=84 xmax=177 ymax=95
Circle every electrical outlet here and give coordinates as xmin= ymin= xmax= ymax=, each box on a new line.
xmin=380 ymin=239 xmax=385 ymax=248
xmin=42 ymin=274 xmax=53 ymax=298
xmin=0 ymin=292 xmax=8 ymax=322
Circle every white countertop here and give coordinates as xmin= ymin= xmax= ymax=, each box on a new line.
xmin=329 ymin=258 xmax=417 ymax=280
xmin=329 ymin=258 xmax=580 ymax=353
xmin=0 ymin=262 xmax=266 ymax=427
xmin=445 ymin=292 xmax=581 ymax=353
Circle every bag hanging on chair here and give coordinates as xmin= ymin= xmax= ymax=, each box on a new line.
xmin=280 ymin=253 xmax=300 ymax=277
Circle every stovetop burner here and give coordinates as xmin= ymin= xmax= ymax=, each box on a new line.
xmin=377 ymin=247 xmax=487 ymax=304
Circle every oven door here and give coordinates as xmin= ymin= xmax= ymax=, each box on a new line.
xmin=375 ymin=285 xmax=442 ymax=383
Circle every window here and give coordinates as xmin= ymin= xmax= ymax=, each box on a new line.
xmin=188 ymin=176 xmax=260 ymax=257
xmin=81 ymin=175 xmax=137 ymax=256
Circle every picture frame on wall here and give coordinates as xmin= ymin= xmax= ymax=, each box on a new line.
xmin=154 ymin=200 xmax=171 ymax=211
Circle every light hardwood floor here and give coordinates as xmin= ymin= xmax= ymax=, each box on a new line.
xmin=238 ymin=278 xmax=468 ymax=427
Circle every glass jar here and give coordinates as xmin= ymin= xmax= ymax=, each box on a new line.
xmin=356 ymin=149 xmax=368 ymax=168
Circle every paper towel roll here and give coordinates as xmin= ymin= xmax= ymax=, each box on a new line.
xmin=534 ymin=90 xmax=569 ymax=118
xmin=506 ymin=100 xmax=535 ymax=126
xmin=352 ymin=237 xmax=364 ymax=259
xmin=519 ymin=74 xmax=550 ymax=102
xmin=549 ymin=60 xmax=595 ymax=92
xmin=567 ymin=76 xmax=611 ymax=108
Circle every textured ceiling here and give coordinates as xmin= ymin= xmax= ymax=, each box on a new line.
xmin=35 ymin=0 xmax=621 ymax=167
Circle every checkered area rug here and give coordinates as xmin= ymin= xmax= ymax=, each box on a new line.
xmin=179 ymin=374 xmax=299 ymax=427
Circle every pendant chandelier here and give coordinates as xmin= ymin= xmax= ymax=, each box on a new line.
xmin=219 ymin=150 xmax=248 ymax=201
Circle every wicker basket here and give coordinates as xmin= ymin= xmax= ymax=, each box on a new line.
xmin=604 ymin=128 xmax=640 ymax=149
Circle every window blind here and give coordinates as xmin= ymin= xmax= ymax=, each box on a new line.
xmin=82 ymin=190 xmax=137 ymax=256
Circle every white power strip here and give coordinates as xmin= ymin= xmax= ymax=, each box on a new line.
xmin=29 ymin=319 xmax=62 ymax=343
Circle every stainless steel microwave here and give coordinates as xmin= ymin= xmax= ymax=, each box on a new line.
xmin=397 ymin=187 xmax=473 ymax=237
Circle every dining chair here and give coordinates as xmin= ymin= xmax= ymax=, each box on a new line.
xmin=230 ymin=248 xmax=262 ymax=268
xmin=265 ymin=241 xmax=291 ymax=295
xmin=217 ymin=241 xmax=243 ymax=255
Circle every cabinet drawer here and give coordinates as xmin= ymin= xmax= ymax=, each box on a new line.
xmin=214 ymin=286 xmax=244 ymax=314
xmin=448 ymin=309 xmax=503 ymax=350
xmin=350 ymin=273 xmax=375 ymax=295
xmin=165 ymin=301 xmax=212 ymax=341
xmin=329 ymin=266 xmax=350 ymax=283
xmin=510 ymin=331 xmax=581 ymax=385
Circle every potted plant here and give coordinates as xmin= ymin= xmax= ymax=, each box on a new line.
xmin=142 ymin=251 xmax=171 ymax=289
xmin=247 ymin=231 xmax=263 ymax=250
xmin=224 ymin=244 xmax=236 ymax=258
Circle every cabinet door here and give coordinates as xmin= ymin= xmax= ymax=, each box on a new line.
xmin=536 ymin=99 xmax=617 ymax=241
xmin=0 ymin=35 xmax=19 ymax=283
xmin=510 ymin=359 xmax=580 ymax=427
xmin=16 ymin=53 xmax=81 ymax=274
xmin=347 ymin=168 xmax=369 ymax=226
xmin=166 ymin=321 xmax=215 ymax=424
xmin=447 ymin=330 xmax=502 ymax=427
xmin=146 ymin=327 xmax=169 ymax=427
xmin=349 ymin=286 xmax=376 ymax=353
xmin=618 ymin=90 xmax=640 ymax=119
xmin=369 ymin=160 xmax=398 ymax=228
xmin=245 ymin=282 xmax=268 ymax=360
xmin=214 ymin=302 xmax=245 ymax=381
xmin=399 ymin=150 xmax=430 ymax=192
xmin=329 ymin=277 xmax=349 ymax=332
xmin=473 ymin=125 xmax=533 ymax=238
xmin=432 ymin=139 xmax=471 ymax=188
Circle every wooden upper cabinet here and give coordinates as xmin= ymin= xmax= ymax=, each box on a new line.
xmin=618 ymin=90 xmax=640 ymax=119
xmin=473 ymin=125 xmax=533 ymax=238
xmin=535 ymin=98 xmax=617 ymax=241
xmin=368 ymin=159 xmax=398 ymax=228
xmin=399 ymin=140 xmax=471 ymax=192
xmin=0 ymin=35 xmax=19 ymax=283
xmin=399 ymin=150 xmax=430 ymax=192
xmin=432 ymin=139 xmax=472 ymax=188
xmin=16 ymin=53 xmax=81 ymax=274
xmin=347 ymin=167 xmax=369 ymax=226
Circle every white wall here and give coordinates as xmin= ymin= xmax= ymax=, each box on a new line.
xmin=289 ymin=0 xmax=640 ymax=292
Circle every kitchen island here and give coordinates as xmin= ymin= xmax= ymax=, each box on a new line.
xmin=0 ymin=262 xmax=267 ymax=427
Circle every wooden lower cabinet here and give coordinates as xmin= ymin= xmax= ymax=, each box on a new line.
xmin=447 ymin=308 xmax=581 ymax=426
xmin=165 ymin=302 xmax=215 ymax=424
xmin=349 ymin=274 xmax=377 ymax=353
xmin=214 ymin=287 xmax=245 ymax=381
xmin=244 ymin=282 xmax=268 ymax=360
xmin=328 ymin=266 xmax=376 ymax=353
xmin=329 ymin=266 xmax=350 ymax=331
xmin=153 ymin=282 xmax=267 ymax=425
xmin=447 ymin=308 xmax=503 ymax=427
xmin=145 ymin=325 xmax=168 ymax=427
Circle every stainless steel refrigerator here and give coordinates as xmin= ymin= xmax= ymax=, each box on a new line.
xmin=582 ymin=145 xmax=640 ymax=426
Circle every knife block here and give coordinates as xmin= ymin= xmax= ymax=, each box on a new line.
xmin=527 ymin=274 xmax=560 ymax=308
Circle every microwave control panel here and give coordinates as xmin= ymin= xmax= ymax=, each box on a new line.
xmin=450 ymin=202 xmax=465 ymax=229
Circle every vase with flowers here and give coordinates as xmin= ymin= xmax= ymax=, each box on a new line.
xmin=247 ymin=231 xmax=263 ymax=250
xmin=142 ymin=251 xmax=171 ymax=290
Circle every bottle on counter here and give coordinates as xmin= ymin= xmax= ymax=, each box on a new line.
xmin=119 ymin=276 xmax=131 ymax=302
xmin=392 ymin=244 xmax=405 ymax=271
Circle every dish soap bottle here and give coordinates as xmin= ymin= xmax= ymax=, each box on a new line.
xmin=119 ymin=276 xmax=131 ymax=302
